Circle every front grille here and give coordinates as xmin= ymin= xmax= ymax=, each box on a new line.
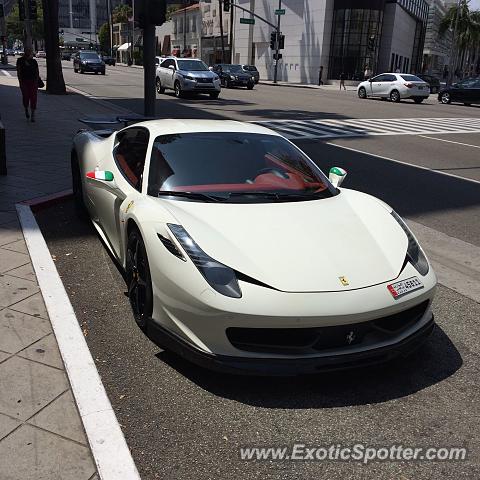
xmin=226 ymin=301 xmax=429 ymax=355
xmin=157 ymin=234 xmax=183 ymax=259
xmin=197 ymin=78 xmax=213 ymax=83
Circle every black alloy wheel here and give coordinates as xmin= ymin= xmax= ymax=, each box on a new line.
xmin=126 ymin=230 xmax=153 ymax=331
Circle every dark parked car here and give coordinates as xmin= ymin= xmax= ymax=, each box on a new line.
xmin=438 ymin=78 xmax=480 ymax=106
xmin=73 ymin=51 xmax=105 ymax=75
xmin=242 ymin=64 xmax=259 ymax=83
xmin=416 ymin=74 xmax=441 ymax=94
xmin=102 ymin=54 xmax=116 ymax=66
xmin=213 ymin=64 xmax=255 ymax=89
xmin=61 ymin=51 xmax=72 ymax=61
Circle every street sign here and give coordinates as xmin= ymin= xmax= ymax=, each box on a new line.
xmin=240 ymin=18 xmax=255 ymax=25
xmin=275 ymin=9 xmax=285 ymax=15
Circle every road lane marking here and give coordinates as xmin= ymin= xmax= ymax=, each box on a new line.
xmin=407 ymin=219 xmax=480 ymax=303
xmin=419 ymin=135 xmax=480 ymax=149
xmin=324 ymin=141 xmax=480 ymax=185
xmin=16 ymin=202 xmax=141 ymax=480
xmin=1 ymin=70 xmax=12 ymax=77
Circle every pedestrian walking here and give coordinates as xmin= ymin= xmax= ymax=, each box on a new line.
xmin=16 ymin=47 xmax=39 ymax=122
xmin=339 ymin=72 xmax=346 ymax=91
xmin=318 ymin=65 xmax=324 ymax=86
xmin=364 ymin=65 xmax=372 ymax=80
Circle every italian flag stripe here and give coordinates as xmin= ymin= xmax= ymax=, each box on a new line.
xmin=87 ymin=171 xmax=113 ymax=181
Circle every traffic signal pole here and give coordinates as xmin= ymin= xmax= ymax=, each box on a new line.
xmin=273 ymin=0 xmax=281 ymax=84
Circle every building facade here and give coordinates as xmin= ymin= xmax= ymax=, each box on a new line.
xmin=232 ymin=0 xmax=429 ymax=84
xmin=422 ymin=0 xmax=452 ymax=77
xmin=170 ymin=3 xmax=201 ymax=57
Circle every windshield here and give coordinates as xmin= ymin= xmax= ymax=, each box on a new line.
xmin=400 ymin=74 xmax=423 ymax=82
xmin=177 ymin=60 xmax=209 ymax=71
xmin=81 ymin=52 xmax=100 ymax=60
xmin=148 ymin=132 xmax=334 ymax=203
xmin=243 ymin=65 xmax=258 ymax=72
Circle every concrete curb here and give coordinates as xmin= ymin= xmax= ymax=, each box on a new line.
xmin=16 ymin=197 xmax=141 ymax=480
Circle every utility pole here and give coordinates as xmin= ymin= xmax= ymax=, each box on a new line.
xmin=273 ymin=0 xmax=281 ymax=83
xmin=130 ymin=0 xmax=135 ymax=65
xmin=229 ymin=0 xmax=234 ymax=63
xmin=106 ymin=0 xmax=113 ymax=56
xmin=144 ymin=22 xmax=155 ymax=115
xmin=219 ymin=0 xmax=225 ymax=62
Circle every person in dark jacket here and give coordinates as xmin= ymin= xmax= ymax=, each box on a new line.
xmin=16 ymin=47 xmax=39 ymax=122
xmin=339 ymin=72 xmax=346 ymax=90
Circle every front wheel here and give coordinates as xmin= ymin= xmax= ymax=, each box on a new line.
xmin=101 ymin=70 xmax=105 ymax=75
xmin=71 ymin=154 xmax=88 ymax=220
xmin=414 ymin=97 xmax=424 ymax=104
xmin=440 ymin=92 xmax=451 ymax=104
xmin=358 ymin=87 xmax=367 ymax=99
xmin=174 ymin=81 xmax=183 ymax=98
xmin=247 ymin=82 xmax=254 ymax=90
xmin=126 ymin=229 xmax=153 ymax=332
xmin=390 ymin=89 xmax=400 ymax=102
xmin=209 ymin=92 xmax=220 ymax=99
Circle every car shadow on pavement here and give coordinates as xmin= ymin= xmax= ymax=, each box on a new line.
xmin=156 ymin=325 xmax=462 ymax=408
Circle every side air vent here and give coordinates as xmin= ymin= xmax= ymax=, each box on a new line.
xmin=157 ymin=234 xmax=185 ymax=260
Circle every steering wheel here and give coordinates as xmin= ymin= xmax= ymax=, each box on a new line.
xmin=253 ymin=168 xmax=289 ymax=180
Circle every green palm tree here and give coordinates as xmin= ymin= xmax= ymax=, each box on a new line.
xmin=440 ymin=0 xmax=480 ymax=79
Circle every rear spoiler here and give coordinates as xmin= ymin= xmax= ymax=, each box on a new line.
xmin=78 ymin=114 xmax=155 ymax=130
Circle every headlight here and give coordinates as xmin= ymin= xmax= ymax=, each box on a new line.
xmin=391 ymin=211 xmax=429 ymax=276
xmin=168 ymin=224 xmax=242 ymax=298
xmin=230 ymin=75 xmax=235 ymax=80
xmin=184 ymin=75 xmax=195 ymax=81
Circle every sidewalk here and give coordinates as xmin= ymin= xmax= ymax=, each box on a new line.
xmin=259 ymin=79 xmax=357 ymax=91
xmin=0 ymin=76 xmax=128 ymax=479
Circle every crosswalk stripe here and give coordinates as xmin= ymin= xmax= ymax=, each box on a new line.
xmin=255 ymin=118 xmax=480 ymax=140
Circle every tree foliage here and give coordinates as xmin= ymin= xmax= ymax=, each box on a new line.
xmin=5 ymin=3 xmax=44 ymax=43
xmin=112 ymin=4 xmax=133 ymax=24
xmin=98 ymin=22 xmax=110 ymax=53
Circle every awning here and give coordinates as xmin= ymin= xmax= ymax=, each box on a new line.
xmin=117 ymin=43 xmax=131 ymax=51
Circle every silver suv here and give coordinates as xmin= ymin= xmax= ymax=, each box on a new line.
xmin=155 ymin=58 xmax=221 ymax=99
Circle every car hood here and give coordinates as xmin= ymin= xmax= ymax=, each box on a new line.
xmin=180 ymin=70 xmax=216 ymax=78
xmin=158 ymin=189 xmax=407 ymax=293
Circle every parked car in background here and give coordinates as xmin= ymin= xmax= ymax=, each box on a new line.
xmin=357 ymin=73 xmax=430 ymax=103
xmin=415 ymin=74 xmax=441 ymax=94
xmin=438 ymin=78 xmax=480 ymax=106
xmin=155 ymin=56 xmax=166 ymax=66
xmin=102 ymin=54 xmax=116 ymax=66
xmin=14 ymin=49 xmax=24 ymax=55
xmin=73 ymin=51 xmax=106 ymax=75
xmin=242 ymin=64 xmax=260 ymax=83
xmin=213 ymin=64 xmax=255 ymax=89
xmin=6 ymin=49 xmax=15 ymax=56
xmin=61 ymin=51 xmax=72 ymax=61
xmin=36 ymin=50 xmax=46 ymax=58
xmin=155 ymin=57 xmax=221 ymax=98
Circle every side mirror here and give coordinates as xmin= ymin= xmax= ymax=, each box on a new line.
xmin=329 ymin=167 xmax=347 ymax=188
xmin=168 ymin=65 xmax=175 ymax=70
xmin=86 ymin=170 xmax=114 ymax=181
xmin=368 ymin=78 xmax=373 ymax=82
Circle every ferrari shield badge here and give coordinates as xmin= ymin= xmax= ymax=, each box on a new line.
xmin=339 ymin=276 xmax=349 ymax=286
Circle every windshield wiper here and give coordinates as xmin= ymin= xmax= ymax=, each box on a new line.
xmin=226 ymin=191 xmax=329 ymax=201
xmin=157 ymin=191 xmax=225 ymax=202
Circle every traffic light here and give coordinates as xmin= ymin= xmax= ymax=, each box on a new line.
xmin=137 ymin=0 xmax=167 ymax=28
xmin=18 ymin=0 xmax=25 ymax=21
xmin=270 ymin=32 xmax=276 ymax=50
xmin=223 ymin=1 xmax=230 ymax=12
xmin=28 ymin=0 xmax=37 ymax=21
xmin=367 ymin=35 xmax=375 ymax=51
xmin=278 ymin=34 xmax=284 ymax=50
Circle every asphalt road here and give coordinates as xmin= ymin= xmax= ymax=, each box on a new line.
xmin=26 ymin=58 xmax=480 ymax=478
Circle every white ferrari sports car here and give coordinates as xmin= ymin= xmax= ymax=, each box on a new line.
xmin=71 ymin=117 xmax=437 ymax=375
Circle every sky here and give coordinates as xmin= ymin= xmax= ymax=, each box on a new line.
xmin=470 ymin=0 xmax=480 ymax=11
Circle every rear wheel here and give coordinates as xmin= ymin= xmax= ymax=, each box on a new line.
xmin=247 ymin=82 xmax=254 ymax=90
xmin=126 ymin=229 xmax=153 ymax=332
xmin=74 ymin=66 xmax=78 ymax=73
xmin=71 ymin=153 xmax=88 ymax=220
xmin=440 ymin=92 xmax=451 ymax=104
xmin=414 ymin=97 xmax=424 ymax=104
xmin=358 ymin=87 xmax=367 ymax=99
xmin=390 ymin=89 xmax=400 ymax=102
xmin=464 ymin=103 xmax=472 ymax=106
xmin=156 ymin=77 xmax=165 ymax=94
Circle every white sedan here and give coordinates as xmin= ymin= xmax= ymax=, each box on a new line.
xmin=358 ymin=73 xmax=430 ymax=103
xmin=71 ymin=119 xmax=437 ymax=375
